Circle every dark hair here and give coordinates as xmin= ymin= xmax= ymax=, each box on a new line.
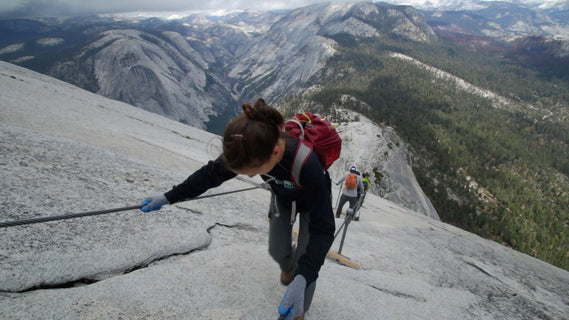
xmin=222 ymin=98 xmax=284 ymax=170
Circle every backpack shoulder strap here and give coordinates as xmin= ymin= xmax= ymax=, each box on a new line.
xmin=285 ymin=118 xmax=305 ymax=139
xmin=291 ymin=141 xmax=312 ymax=188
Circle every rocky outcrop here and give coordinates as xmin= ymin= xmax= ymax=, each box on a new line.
xmin=30 ymin=3 xmax=438 ymax=131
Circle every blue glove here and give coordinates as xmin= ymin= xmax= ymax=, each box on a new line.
xmin=140 ymin=194 xmax=169 ymax=212
xmin=278 ymin=274 xmax=306 ymax=320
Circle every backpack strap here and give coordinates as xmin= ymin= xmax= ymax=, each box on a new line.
xmin=291 ymin=141 xmax=312 ymax=188
xmin=286 ymin=118 xmax=305 ymax=139
xmin=285 ymin=117 xmax=310 ymax=188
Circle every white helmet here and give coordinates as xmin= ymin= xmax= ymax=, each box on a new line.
xmin=349 ymin=165 xmax=357 ymax=172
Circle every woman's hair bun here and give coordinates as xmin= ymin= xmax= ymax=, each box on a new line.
xmin=242 ymin=98 xmax=283 ymax=127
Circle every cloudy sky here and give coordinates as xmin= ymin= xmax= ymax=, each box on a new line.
xmin=0 ymin=0 xmax=353 ymax=18
xmin=0 ymin=0 xmax=552 ymax=18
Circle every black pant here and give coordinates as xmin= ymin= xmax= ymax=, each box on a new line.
xmin=335 ymin=194 xmax=358 ymax=218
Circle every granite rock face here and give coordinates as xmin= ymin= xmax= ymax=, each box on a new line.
xmin=1 ymin=61 xmax=568 ymax=320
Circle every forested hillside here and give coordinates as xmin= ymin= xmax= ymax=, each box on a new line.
xmin=281 ymin=35 xmax=569 ymax=270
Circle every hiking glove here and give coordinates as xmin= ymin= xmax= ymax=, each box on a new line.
xmin=278 ymin=274 xmax=306 ymax=320
xmin=140 ymin=194 xmax=169 ymax=212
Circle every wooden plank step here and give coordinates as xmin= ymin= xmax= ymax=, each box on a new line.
xmin=327 ymin=250 xmax=360 ymax=270
xmin=292 ymin=230 xmax=360 ymax=270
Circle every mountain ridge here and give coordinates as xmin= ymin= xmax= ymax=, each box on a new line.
xmin=1 ymin=1 xmax=566 ymax=129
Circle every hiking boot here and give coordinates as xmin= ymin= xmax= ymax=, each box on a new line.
xmin=281 ymin=245 xmax=297 ymax=285
xmin=280 ymin=264 xmax=296 ymax=286
xmin=293 ymin=313 xmax=305 ymax=320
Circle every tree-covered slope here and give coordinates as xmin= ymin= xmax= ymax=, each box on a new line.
xmin=283 ymin=35 xmax=569 ymax=270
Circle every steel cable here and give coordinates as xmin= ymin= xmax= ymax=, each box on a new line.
xmin=0 ymin=186 xmax=261 ymax=228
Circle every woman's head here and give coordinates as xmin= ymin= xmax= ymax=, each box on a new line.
xmin=222 ymin=98 xmax=284 ymax=174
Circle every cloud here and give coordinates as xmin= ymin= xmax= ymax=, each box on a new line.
xmin=0 ymin=0 xmax=208 ymax=18
xmin=0 ymin=0 xmax=553 ymax=19
xmin=0 ymin=0 xmax=323 ymax=18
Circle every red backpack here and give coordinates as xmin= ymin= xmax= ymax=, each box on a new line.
xmin=284 ymin=112 xmax=342 ymax=187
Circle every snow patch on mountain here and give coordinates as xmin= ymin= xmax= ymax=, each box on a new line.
xmin=36 ymin=37 xmax=64 ymax=46
xmin=0 ymin=43 xmax=24 ymax=55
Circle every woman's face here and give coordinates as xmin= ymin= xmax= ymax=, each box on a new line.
xmin=231 ymin=139 xmax=284 ymax=177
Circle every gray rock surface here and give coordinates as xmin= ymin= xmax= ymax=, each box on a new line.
xmin=1 ymin=61 xmax=568 ymax=319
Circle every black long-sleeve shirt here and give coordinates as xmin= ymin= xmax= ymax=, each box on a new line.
xmin=164 ymin=136 xmax=335 ymax=285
